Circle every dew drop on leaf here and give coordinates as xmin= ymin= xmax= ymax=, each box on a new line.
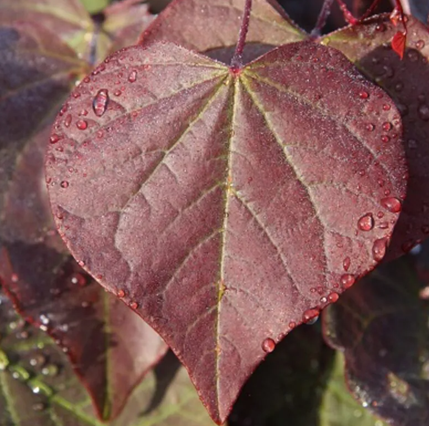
xmin=117 ymin=289 xmax=125 ymax=298
xmin=372 ymin=237 xmax=388 ymax=261
xmin=262 ymin=338 xmax=276 ymax=353
xmin=359 ymin=91 xmax=369 ymax=99
xmin=366 ymin=123 xmax=375 ymax=131
xmin=328 ymin=292 xmax=339 ymax=303
xmin=50 ymin=134 xmax=61 ymax=144
xmin=64 ymin=115 xmax=72 ymax=127
xmin=92 ymin=89 xmax=109 ymax=117
xmin=41 ymin=364 xmax=59 ymax=377
xmin=60 ymin=181 xmax=69 ymax=188
xmin=416 ymin=40 xmax=425 ymax=50
xmin=340 ymin=274 xmax=355 ymax=289
xmin=76 ymin=120 xmax=88 ymax=130
xmin=382 ymin=104 xmax=391 ymax=111
xmin=381 ymin=135 xmax=390 ymax=143
xmin=358 ymin=213 xmax=374 ymax=231
xmin=382 ymin=122 xmax=392 ymax=131
xmin=381 ymin=197 xmax=402 ymax=213
xmin=128 ymin=70 xmax=137 ymax=82
xmin=343 ymin=256 xmax=351 ymax=271
xmin=302 ymin=309 xmax=320 ymax=323
xmin=418 ymin=104 xmax=429 ymax=121
xmin=70 ymin=272 xmax=87 ymax=287
xmin=130 ymin=301 xmax=138 ymax=309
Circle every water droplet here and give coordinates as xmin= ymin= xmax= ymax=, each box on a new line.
xmin=383 ymin=104 xmax=391 ymax=111
xmin=29 ymin=354 xmax=46 ymax=367
xmin=343 ymin=256 xmax=351 ymax=271
xmin=128 ymin=70 xmax=137 ymax=82
xmin=328 ymin=292 xmax=339 ymax=303
xmin=70 ymin=273 xmax=86 ymax=287
xmin=64 ymin=115 xmax=72 ymax=127
xmin=50 ymin=134 xmax=61 ymax=144
xmin=365 ymin=123 xmax=375 ymax=131
xmin=114 ymin=89 xmax=122 ymax=96
xmin=358 ymin=213 xmax=374 ymax=231
xmin=359 ymin=91 xmax=369 ymax=99
xmin=41 ymin=364 xmax=59 ymax=377
xmin=76 ymin=120 xmax=88 ymax=130
xmin=372 ymin=238 xmax=388 ymax=261
xmin=117 ymin=289 xmax=125 ymax=298
xmin=303 ymin=308 xmax=320 ymax=323
xmin=340 ymin=274 xmax=355 ymax=289
xmin=60 ymin=181 xmax=69 ymax=188
xmin=83 ymin=76 xmax=90 ymax=83
xmin=93 ymin=89 xmax=109 ymax=117
xmin=418 ymin=104 xmax=429 ymax=121
xmin=381 ymin=197 xmax=402 ymax=213
xmin=130 ymin=301 xmax=138 ymax=309
xmin=262 ymin=338 xmax=276 ymax=353
xmin=289 ymin=321 xmax=296 ymax=329
xmin=381 ymin=135 xmax=390 ymax=143
xmin=382 ymin=122 xmax=392 ymax=131
xmin=416 ymin=40 xmax=425 ymax=50
xmin=39 ymin=314 xmax=50 ymax=326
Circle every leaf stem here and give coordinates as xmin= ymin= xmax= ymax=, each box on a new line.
xmin=231 ymin=0 xmax=253 ymax=69
xmin=311 ymin=0 xmax=335 ymax=38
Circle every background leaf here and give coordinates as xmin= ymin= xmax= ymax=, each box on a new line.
xmin=321 ymin=14 xmax=429 ymax=260
xmin=0 ymin=17 xmax=167 ymax=421
xmin=0 ymin=290 xmax=218 ymax=426
xmin=140 ymin=0 xmax=306 ymax=63
xmin=46 ymin=39 xmax=407 ymax=423
xmin=323 ymin=252 xmax=429 ymax=426
xmin=0 ymin=0 xmax=93 ymax=56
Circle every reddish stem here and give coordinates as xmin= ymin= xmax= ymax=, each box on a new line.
xmin=311 ymin=0 xmax=335 ymax=37
xmin=335 ymin=0 xmax=382 ymax=24
xmin=231 ymin=0 xmax=253 ymax=69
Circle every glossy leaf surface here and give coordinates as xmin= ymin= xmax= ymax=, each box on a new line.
xmin=0 ymin=291 xmax=217 ymax=426
xmin=46 ymin=40 xmax=407 ymax=422
xmin=140 ymin=0 xmax=306 ymax=63
xmin=322 ymin=14 xmax=429 ymax=259
xmin=323 ymin=252 xmax=429 ymax=426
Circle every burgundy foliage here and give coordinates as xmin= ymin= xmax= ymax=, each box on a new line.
xmin=0 ymin=3 xmax=166 ymax=422
xmin=46 ymin=34 xmax=407 ymax=420
xmin=2 ymin=0 xmax=429 ymax=425
xmin=322 ymin=14 xmax=429 ymax=260
xmin=323 ymin=253 xmax=429 ymax=425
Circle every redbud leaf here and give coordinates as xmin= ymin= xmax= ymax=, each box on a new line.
xmin=46 ymin=41 xmax=407 ymax=423
xmin=321 ymin=14 xmax=429 ymax=259
xmin=322 ymin=252 xmax=429 ymax=426
xmin=140 ymin=0 xmax=306 ymax=64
